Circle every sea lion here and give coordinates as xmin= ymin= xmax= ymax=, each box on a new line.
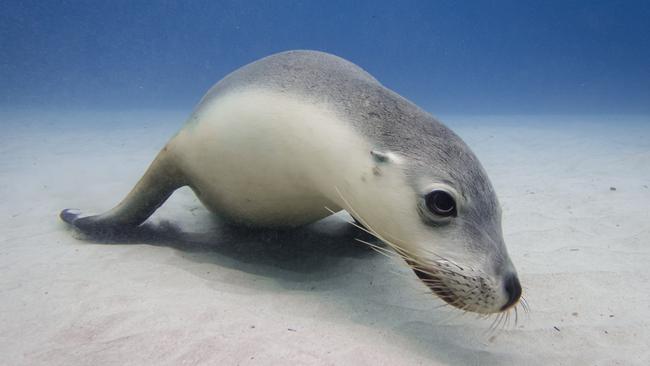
xmin=61 ymin=50 xmax=522 ymax=314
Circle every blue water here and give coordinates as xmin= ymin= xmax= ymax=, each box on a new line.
xmin=2 ymin=0 xmax=649 ymax=114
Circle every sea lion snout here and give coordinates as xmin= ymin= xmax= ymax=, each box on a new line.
xmin=501 ymin=272 xmax=522 ymax=311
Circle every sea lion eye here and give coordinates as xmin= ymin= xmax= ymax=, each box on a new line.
xmin=425 ymin=190 xmax=456 ymax=217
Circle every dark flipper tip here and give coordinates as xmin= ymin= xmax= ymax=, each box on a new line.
xmin=60 ymin=208 xmax=132 ymax=238
xmin=60 ymin=209 xmax=82 ymax=225
xmin=59 ymin=208 xmax=106 ymax=234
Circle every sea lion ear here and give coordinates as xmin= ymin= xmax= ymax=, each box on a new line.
xmin=370 ymin=150 xmax=400 ymax=164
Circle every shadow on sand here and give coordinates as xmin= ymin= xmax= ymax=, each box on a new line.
xmin=74 ymin=212 xmax=378 ymax=279
xmin=67 ymin=211 xmax=518 ymax=365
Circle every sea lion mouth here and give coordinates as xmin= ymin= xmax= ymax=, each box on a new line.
xmin=407 ymin=261 xmax=466 ymax=310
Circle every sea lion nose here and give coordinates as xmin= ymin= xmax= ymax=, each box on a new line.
xmin=501 ymin=273 xmax=522 ymax=311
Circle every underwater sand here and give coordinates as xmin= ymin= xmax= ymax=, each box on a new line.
xmin=1 ymin=110 xmax=649 ymax=365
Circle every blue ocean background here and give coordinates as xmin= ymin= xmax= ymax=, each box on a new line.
xmin=2 ymin=0 xmax=649 ymax=114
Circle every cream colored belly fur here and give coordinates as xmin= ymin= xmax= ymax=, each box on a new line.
xmin=167 ymin=89 xmax=373 ymax=227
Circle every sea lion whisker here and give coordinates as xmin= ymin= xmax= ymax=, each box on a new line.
xmin=411 ymin=263 xmax=465 ymax=282
xmin=520 ymin=296 xmax=531 ymax=314
xmin=498 ymin=310 xmax=508 ymax=331
xmin=333 ymin=185 xmax=446 ymax=267
xmin=354 ymin=238 xmax=403 ymax=260
xmin=494 ymin=312 xmax=506 ymax=333
xmin=324 ymin=206 xmax=417 ymax=265
xmin=432 ymin=303 xmax=450 ymax=310
xmin=487 ymin=312 xmax=505 ymax=335
xmin=334 ymin=186 xmax=420 ymax=263
xmin=491 ymin=313 xmax=505 ymax=336
xmin=419 ymin=248 xmax=472 ymax=273
xmin=479 ymin=313 xmax=491 ymax=320
xmin=324 ymin=206 xmax=380 ymax=240
xmin=514 ymin=305 xmax=519 ymax=326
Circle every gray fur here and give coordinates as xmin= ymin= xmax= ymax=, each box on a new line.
xmin=196 ymin=50 xmax=505 ymax=269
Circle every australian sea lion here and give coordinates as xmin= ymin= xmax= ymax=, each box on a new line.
xmin=61 ymin=50 xmax=522 ymax=314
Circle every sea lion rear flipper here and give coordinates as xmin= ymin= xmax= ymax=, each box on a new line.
xmin=60 ymin=150 xmax=185 ymax=236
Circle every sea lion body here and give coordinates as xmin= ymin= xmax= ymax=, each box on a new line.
xmin=62 ymin=50 xmax=522 ymax=314
xmin=172 ymin=89 xmax=359 ymax=227
xmin=172 ymin=52 xmax=420 ymax=228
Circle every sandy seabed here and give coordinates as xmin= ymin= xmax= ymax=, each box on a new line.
xmin=1 ymin=109 xmax=648 ymax=365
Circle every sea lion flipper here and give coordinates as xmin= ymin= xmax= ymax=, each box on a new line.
xmin=60 ymin=149 xmax=185 ymax=236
